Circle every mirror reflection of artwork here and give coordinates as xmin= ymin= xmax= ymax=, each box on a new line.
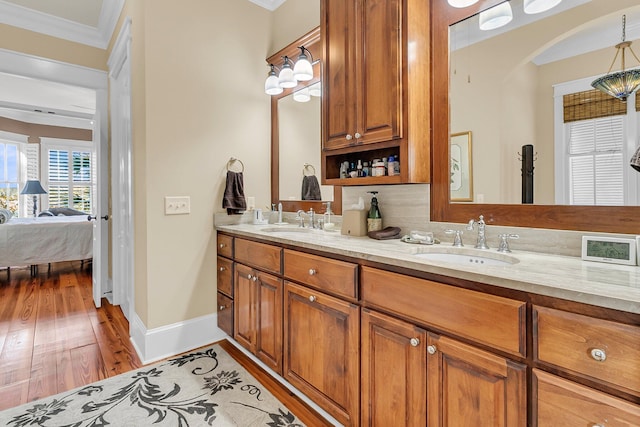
xmin=450 ymin=131 xmax=473 ymax=202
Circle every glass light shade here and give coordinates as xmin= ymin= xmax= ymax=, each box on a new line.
xmin=308 ymin=82 xmax=322 ymax=97
xmin=293 ymin=87 xmax=310 ymax=103
xmin=524 ymin=0 xmax=562 ymax=14
xmin=447 ymin=0 xmax=479 ymax=8
xmin=591 ymin=69 xmax=640 ymax=102
xmin=479 ymin=2 xmax=513 ymax=31
xmin=265 ymin=73 xmax=283 ymax=95
xmin=278 ymin=64 xmax=297 ymax=89
xmin=293 ymin=57 xmax=313 ymax=81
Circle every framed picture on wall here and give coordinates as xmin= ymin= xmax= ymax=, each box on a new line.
xmin=450 ymin=131 xmax=473 ymax=202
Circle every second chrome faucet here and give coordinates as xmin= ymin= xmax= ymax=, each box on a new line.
xmin=467 ymin=215 xmax=489 ymax=249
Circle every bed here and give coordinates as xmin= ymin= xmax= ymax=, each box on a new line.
xmin=0 ymin=215 xmax=93 ymax=267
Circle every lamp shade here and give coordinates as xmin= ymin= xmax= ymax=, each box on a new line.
xmin=293 ymin=87 xmax=310 ymax=103
xmin=308 ymin=82 xmax=322 ymax=97
xmin=265 ymin=65 xmax=283 ymax=95
xmin=278 ymin=58 xmax=297 ymax=89
xmin=293 ymin=47 xmax=313 ymax=81
xmin=479 ymin=2 xmax=513 ymax=31
xmin=591 ymin=69 xmax=640 ymax=101
xmin=447 ymin=0 xmax=479 ymax=8
xmin=524 ymin=0 xmax=562 ymax=14
xmin=20 ymin=180 xmax=47 ymax=195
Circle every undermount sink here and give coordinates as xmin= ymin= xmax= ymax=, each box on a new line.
xmin=261 ymin=227 xmax=313 ymax=233
xmin=411 ymin=247 xmax=519 ymax=266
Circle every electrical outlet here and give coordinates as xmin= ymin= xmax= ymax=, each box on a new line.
xmin=165 ymin=196 xmax=190 ymax=215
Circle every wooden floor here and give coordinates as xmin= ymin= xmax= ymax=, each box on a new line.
xmin=0 ymin=262 xmax=331 ymax=426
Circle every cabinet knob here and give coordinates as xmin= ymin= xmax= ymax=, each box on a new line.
xmin=409 ymin=338 xmax=420 ymax=347
xmin=252 ymin=275 xmax=258 ymax=282
xmin=355 ymin=132 xmax=361 ymax=139
xmin=346 ymin=134 xmax=353 ymax=140
xmin=308 ymin=268 xmax=317 ymax=276
xmin=219 ymin=243 xmax=225 ymax=248
xmin=427 ymin=345 xmax=437 ymax=355
xmin=590 ymin=348 xmax=607 ymax=362
xmin=309 ymin=295 xmax=317 ymax=302
xmin=219 ymin=266 xmax=226 ymax=272
xmin=219 ymin=305 xmax=226 ymax=311
xmin=247 ymin=273 xmax=252 ymax=279
xmin=591 ymin=424 xmax=605 ymax=427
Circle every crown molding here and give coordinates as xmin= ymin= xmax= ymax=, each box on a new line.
xmin=0 ymin=0 xmax=124 ymax=49
xmin=248 ymin=0 xmax=287 ymax=12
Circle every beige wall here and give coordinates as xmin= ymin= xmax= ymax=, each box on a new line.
xmin=269 ymin=0 xmax=320 ymax=57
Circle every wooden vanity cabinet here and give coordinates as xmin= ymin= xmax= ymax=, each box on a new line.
xmin=321 ymin=0 xmax=431 ymax=184
xmin=216 ymin=234 xmax=234 ymax=336
xmin=232 ymin=238 xmax=283 ymax=374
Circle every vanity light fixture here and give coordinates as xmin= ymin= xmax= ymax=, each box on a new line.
xmin=293 ymin=87 xmax=311 ymax=103
xmin=447 ymin=0 xmax=479 ymax=8
xmin=479 ymin=2 xmax=513 ymax=31
xmin=265 ymin=46 xmax=316 ymax=95
xmin=278 ymin=56 xmax=297 ymax=89
xmin=591 ymin=15 xmax=640 ymax=102
xmin=292 ymin=47 xmax=314 ymax=81
xmin=523 ymin=0 xmax=562 ymax=14
xmin=264 ymin=64 xmax=283 ymax=95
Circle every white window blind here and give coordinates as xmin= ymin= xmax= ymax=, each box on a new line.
xmin=47 ymin=148 xmax=93 ymax=212
xmin=567 ymin=116 xmax=624 ymax=205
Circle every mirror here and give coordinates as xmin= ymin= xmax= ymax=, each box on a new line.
xmin=268 ymin=27 xmax=342 ymax=215
xmin=431 ymin=0 xmax=639 ymax=233
xmin=449 ymin=0 xmax=640 ymax=206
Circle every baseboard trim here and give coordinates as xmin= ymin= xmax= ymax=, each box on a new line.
xmin=130 ymin=312 xmax=228 ymax=364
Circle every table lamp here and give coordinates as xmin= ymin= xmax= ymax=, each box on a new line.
xmin=20 ymin=180 xmax=47 ymax=217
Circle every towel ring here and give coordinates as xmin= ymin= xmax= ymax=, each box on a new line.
xmin=303 ymin=163 xmax=316 ymax=176
xmin=227 ymin=157 xmax=245 ymax=173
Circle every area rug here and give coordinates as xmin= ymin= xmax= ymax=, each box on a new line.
xmin=0 ymin=342 xmax=305 ymax=426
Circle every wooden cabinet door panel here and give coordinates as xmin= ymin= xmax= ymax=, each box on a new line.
xmin=284 ymin=281 xmax=360 ymax=426
xmin=534 ymin=369 xmax=640 ymax=426
xmin=256 ymin=271 xmax=283 ymax=374
xmin=234 ymin=264 xmax=257 ymax=353
xmin=216 ymin=256 xmax=233 ymax=297
xmin=284 ymin=249 xmax=357 ymax=299
xmin=361 ymin=308 xmax=426 ymax=426
xmin=217 ymin=233 xmax=233 ymax=258
xmin=217 ymin=292 xmax=233 ymax=336
xmin=235 ymin=238 xmax=282 ymax=274
xmin=427 ymin=333 xmax=527 ymax=427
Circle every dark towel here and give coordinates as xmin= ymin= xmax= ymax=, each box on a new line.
xmin=301 ymin=175 xmax=321 ymax=200
xmin=223 ymin=171 xmax=247 ymax=215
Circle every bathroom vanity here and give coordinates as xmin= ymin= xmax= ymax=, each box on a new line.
xmin=215 ymin=224 xmax=640 ymax=426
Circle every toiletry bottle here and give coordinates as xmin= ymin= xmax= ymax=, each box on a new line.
xmin=323 ymin=201 xmax=335 ymax=231
xmin=367 ymin=191 xmax=382 ymax=232
xmin=357 ymin=160 xmax=363 ymax=177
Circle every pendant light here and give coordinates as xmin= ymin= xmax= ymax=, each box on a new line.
xmin=292 ymin=47 xmax=313 ymax=81
xmin=479 ymin=2 xmax=513 ymax=31
xmin=591 ymin=15 xmax=640 ymax=102
xmin=524 ymin=0 xmax=562 ymax=15
xmin=278 ymin=56 xmax=297 ymax=89
xmin=447 ymin=0 xmax=479 ymax=8
xmin=264 ymin=64 xmax=283 ymax=95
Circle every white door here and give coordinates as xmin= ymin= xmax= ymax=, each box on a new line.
xmin=109 ymin=18 xmax=134 ymax=320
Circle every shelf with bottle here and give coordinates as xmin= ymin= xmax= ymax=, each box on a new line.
xmin=323 ymin=145 xmax=403 ymax=185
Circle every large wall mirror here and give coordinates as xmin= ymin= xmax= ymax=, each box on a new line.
xmin=431 ymin=0 xmax=640 ymax=233
xmin=268 ymin=27 xmax=341 ymax=215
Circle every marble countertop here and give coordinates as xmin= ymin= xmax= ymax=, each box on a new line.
xmin=216 ymin=223 xmax=640 ymax=315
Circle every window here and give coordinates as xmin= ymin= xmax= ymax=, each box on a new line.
xmin=0 ymin=142 xmax=19 ymax=216
xmin=46 ymin=147 xmax=93 ymax=213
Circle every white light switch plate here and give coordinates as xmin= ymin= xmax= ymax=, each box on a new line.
xmin=165 ymin=196 xmax=190 ymax=215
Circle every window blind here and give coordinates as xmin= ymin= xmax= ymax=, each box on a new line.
xmin=563 ymin=89 xmax=626 ymax=123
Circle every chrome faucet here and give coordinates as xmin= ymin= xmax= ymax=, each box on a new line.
xmin=307 ymin=208 xmax=317 ymax=229
xmin=277 ymin=202 xmax=283 ymax=224
xmin=295 ymin=210 xmax=306 ymax=227
xmin=467 ymin=215 xmax=489 ymax=249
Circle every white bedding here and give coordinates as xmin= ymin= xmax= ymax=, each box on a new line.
xmin=0 ymin=215 xmax=93 ymax=267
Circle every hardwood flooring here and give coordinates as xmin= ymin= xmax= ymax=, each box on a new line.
xmin=0 ymin=262 xmax=331 ymax=426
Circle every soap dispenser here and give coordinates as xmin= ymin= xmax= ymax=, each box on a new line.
xmin=367 ymin=191 xmax=382 ymax=232
xmin=323 ymin=202 xmax=335 ymax=231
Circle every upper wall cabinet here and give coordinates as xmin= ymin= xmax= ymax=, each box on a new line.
xmin=321 ymin=0 xmax=431 ymax=185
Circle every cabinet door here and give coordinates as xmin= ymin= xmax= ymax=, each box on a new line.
xmin=322 ymin=0 xmax=358 ymax=150
xmin=361 ymin=308 xmax=427 ymax=426
xmin=234 ymin=263 xmax=257 ymax=353
xmin=284 ymin=281 xmax=360 ymax=426
xmin=255 ymin=271 xmax=283 ymax=374
xmin=427 ymin=333 xmax=527 ymax=427
xmin=217 ymin=292 xmax=233 ymax=336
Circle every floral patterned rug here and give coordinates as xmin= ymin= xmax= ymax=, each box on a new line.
xmin=0 ymin=342 xmax=305 ymax=426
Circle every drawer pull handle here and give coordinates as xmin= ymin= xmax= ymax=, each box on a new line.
xmin=410 ymin=338 xmax=420 ymax=347
xmin=219 ymin=267 xmax=226 ymax=272
xmin=309 ymin=295 xmax=317 ymax=302
xmin=309 ymin=268 xmax=317 ymax=276
xmin=355 ymin=132 xmax=362 ymax=139
xmin=219 ymin=305 xmax=226 ymax=311
xmin=219 ymin=243 xmax=225 ymax=248
xmin=590 ymin=348 xmax=607 ymax=362
xmin=427 ymin=345 xmax=437 ymax=355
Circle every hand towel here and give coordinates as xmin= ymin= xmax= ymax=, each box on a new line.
xmin=301 ymin=175 xmax=322 ymax=200
xmin=222 ymin=171 xmax=247 ymax=215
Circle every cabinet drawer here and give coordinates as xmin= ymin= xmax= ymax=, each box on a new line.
xmin=217 ymin=234 xmax=233 ymax=258
xmin=361 ymin=266 xmax=526 ymax=356
xmin=217 ymin=292 xmax=233 ymax=336
xmin=534 ymin=369 xmax=640 ymax=426
xmin=216 ymin=257 xmax=233 ymax=297
xmin=534 ymin=305 xmax=640 ymax=396
xmin=235 ymin=238 xmax=281 ymax=274
xmin=284 ymin=249 xmax=357 ymax=299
